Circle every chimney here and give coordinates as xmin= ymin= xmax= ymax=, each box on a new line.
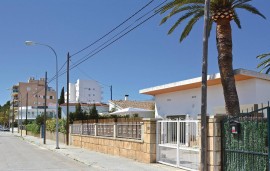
xmin=124 ymin=95 xmax=129 ymax=101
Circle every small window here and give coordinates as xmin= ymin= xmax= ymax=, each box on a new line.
xmin=89 ymin=88 xmax=91 ymax=90
xmin=50 ymin=96 xmax=53 ymax=99
xmin=93 ymin=88 xmax=95 ymax=90
xmin=93 ymin=94 xmax=95 ymax=96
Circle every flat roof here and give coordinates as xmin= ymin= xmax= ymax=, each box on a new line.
xmin=140 ymin=69 xmax=270 ymax=95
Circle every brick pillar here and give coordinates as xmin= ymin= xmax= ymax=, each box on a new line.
xmin=142 ymin=118 xmax=157 ymax=163
xmin=198 ymin=114 xmax=226 ymax=171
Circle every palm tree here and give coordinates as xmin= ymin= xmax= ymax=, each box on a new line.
xmin=257 ymin=52 xmax=270 ymax=73
xmin=159 ymin=0 xmax=265 ymax=116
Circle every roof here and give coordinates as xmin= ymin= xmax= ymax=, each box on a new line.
xmin=109 ymin=100 xmax=154 ymax=110
xmin=60 ymin=103 xmax=109 ymax=107
xmin=140 ymin=69 xmax=270 ymax=95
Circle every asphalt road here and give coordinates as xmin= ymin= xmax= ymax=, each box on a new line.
xmin=0 ymin=132 xmax=93 ymax=171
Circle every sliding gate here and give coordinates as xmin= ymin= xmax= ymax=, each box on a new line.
xmin=156 ymin=120 xmax=200 ymax=171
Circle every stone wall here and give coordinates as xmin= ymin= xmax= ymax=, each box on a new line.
xmin=71 ymin=118 xmax=156 ymax=163
xmin=45 ymin=131 xmax=66 ymax=144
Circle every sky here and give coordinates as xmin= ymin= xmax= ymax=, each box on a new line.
xmin=0 ymin=0 xmax=269 ymax=106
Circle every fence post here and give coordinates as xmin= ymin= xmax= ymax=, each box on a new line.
xmin=80 ymin=123 xmax=83 ymax=148
xmin=186 ymin=121 xmax=190 ymax=146
xmin=140 ymin=122 xmax=144 ymax=141
xmin=267 ymin=107 xmax=270 ymax=171
xmin=177 ymin=120 xmax=180 ymax=167
xmin=94 ymin=123 xmax=97 ymax=136
xmin=114 ymin=122 xmax=117 ymax=138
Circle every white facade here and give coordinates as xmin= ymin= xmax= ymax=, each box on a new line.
xmin=65 ymin=79 xmax=102 ymax=104
xmin=140 ymin=69 xmax=270 ymax=119
xmin=17 ymin=106 xmax=57 ymax=120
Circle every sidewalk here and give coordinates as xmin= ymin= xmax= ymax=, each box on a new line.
xmin=12 ymin=132 xmax=184 ymax=171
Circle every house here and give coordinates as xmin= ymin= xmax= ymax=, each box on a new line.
xmin=65 ymin=79 xmax=102 ymax=104
xmin=109 ymin=95 xmax=155 ymax=118
xmin=60 ymin=103 xmax=109 ymax=118
xmin=140 ymin=69 xmax=270 ymax=119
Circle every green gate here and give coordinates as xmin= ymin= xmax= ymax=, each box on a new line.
xmin=222 ymin=106 xmax=270 ymax=171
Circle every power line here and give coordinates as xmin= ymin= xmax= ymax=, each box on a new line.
xmin=68 ymin=2 xmax=166 ymax=71
xmin=70 ymin=60 xmax=110 ymax=87
xmin=42 ymin=0 xmax=167 ymax=88
xmin=70 ymin=0 xmax=155 ymax=58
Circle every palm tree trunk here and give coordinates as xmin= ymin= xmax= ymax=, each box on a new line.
xmin=216 ymin=19 xmax=240 ymax=116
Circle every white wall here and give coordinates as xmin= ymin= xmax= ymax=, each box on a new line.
xmin=65 ymin=79 xmax=102 ymax=104
xmin=155 ymin=78 xmax=270 ymax=119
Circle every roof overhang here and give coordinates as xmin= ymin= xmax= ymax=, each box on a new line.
xmin=140 ymin=69 xmax=270 ymax=96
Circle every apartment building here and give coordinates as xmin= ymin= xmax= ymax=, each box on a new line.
xmin=65 ymin=79 xmax=102 ymax=104
xmin=12 ymin=77 xmax=57 ymax=120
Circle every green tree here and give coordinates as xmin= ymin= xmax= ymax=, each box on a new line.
xmin=89 ymin=104 xmax=99 ymax=120
xmin=257 ymin=52 xmax=270 ymax=73
xmin=159 ymin=0 xmax=265 ymax=115
xmin=58 ymin=87 xmax=65 ymax=119
xmin=58 ymin=87 xmax=65 ymax=104
xmin=75 ymin=103 xmax=84 ymax=121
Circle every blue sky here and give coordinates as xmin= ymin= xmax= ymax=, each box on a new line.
xmin=0 ymin=0 xmax=269 ymax=105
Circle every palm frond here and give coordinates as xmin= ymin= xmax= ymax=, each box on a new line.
xmin=257 ymin=53 xmax=270 ymax=59
xmin=235 ymin=3 xmax=266 ymax=19
xmin=167 ymin=9 xmax=202 ymax=34
xmin=233 ymin=11 xmax=241 ymax=29
xmin=160 ymin=5 xmax=203 ymax=25
xmin=159 ymin=0 xmax=204 ymax=14
xmin=180 ymin=10 xmax=204 ymax=42
xmin=232 ymin=0 xmax=251 ymax=6
xmin=256 ymin=53 xmax=270 ymax=73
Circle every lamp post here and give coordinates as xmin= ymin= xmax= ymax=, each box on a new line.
xmin=25 ymin=41 xmax=59 ymax=149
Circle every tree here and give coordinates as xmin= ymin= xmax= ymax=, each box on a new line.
xmin=89 ymin=104 xmax=99 ymax=120
xmin=58 ymin=87 xmax=65 ymax=104
xmin=159 ymin=0 xmax=265 ymax=115
xmin=58 ymin=87 xmax=65 ymax=119
xmin=75 ymin=103 xmax=84 ymax=121
xmin=257 ymin=52 xmax=270 ymax=73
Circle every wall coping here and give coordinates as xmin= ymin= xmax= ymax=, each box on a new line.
xmin=72 ymin=134 xmax=144 ymax=143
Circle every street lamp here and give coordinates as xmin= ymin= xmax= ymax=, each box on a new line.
xmin=25 ymin=41 xmax=60 ymax=149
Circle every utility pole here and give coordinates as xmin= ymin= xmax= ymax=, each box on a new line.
xmin=44 ymin=72 xmax=47 ymax=144
xmin=66 ymin=53 xmax=70 ymax=145
xmin=26 ymin=92 xmax=28 ymax=135
xmin=200 ymin=0 xmax=210 ymax=170
xmin=110 ymin=85 xmax=112 ymax=100
xmin=12 ymin=98 xmax=14 ymax=133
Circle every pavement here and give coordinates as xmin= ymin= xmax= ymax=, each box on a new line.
xmin=11 ymin=131 xmax=184 ymax=171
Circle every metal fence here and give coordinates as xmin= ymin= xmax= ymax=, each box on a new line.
xmin=157 ymin=120 xmax=199 ymax=171
xmin=117 ymin=123 xmax=142 ymax=140
xmin=71 ymin=122 xmax=143 ymax=140
xmin=222 ymin=106 xmax=270 ymax=171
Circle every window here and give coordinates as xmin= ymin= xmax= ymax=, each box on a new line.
xmin=93 ymin=88 xmax=95 ymax=90
xmin=93 ymin=94 xmax=95 ymax=96
xmin=88 ymin=88 xmax=91 ymax=90
xmin=50 ymin=96 xmax=53 ymax=99
xmin=89 ymin=94 xmax=91 ymax=97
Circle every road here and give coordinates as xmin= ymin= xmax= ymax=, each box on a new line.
xmin=0 ymin=132 xmax=93 ymax=171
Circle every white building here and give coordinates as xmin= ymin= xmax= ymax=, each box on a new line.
xmin=17 ymin=106 xmax=57 ymax=121
xmin=140 ymin=69 xmax=270 ymax=119
xmin=60 ymin=103 xmax=109 ymax=118
xmin=65 ymin=79 xmax=102 ymax=104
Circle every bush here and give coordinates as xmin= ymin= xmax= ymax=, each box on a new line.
xmin=26 ymin=122 xmax=40 ymax=134
xmin=46 ymin=118 xmax=66 ymax=134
